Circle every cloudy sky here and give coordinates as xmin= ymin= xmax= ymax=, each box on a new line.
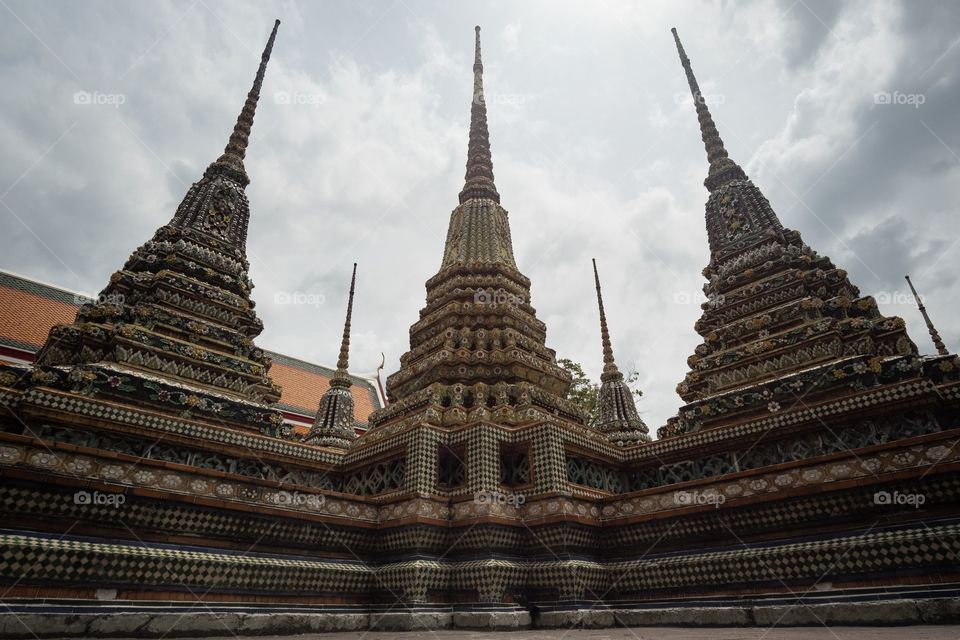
xmin=1 ymin=0 xmax=958 ymax=433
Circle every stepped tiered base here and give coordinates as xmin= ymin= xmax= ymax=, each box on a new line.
xmin=1 ymin=348 xmax=958 ymax=628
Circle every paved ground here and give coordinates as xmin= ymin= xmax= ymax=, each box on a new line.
xmin=207 ymin=628 xmax=960 ymax=640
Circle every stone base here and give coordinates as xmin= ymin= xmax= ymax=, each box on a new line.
xmin=0 ymin=612 xmax=370 ymax=638
xmin=0 ymin=599 xmax=958 ymax=637
xmin=751 ymin=597 xmax=960 ymax=627
xmin=451 ymin=610 xmax=531 ymax=630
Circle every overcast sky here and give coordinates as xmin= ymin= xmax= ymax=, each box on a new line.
xmin=1 ymin=0 xmax=958 ymax=433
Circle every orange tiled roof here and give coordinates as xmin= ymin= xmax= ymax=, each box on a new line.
xmin=268 ymin=356 xmax=379 ymax=426
xmin=0 ymin=283 xmax=79 ymax=350
xmin=0 ymin=270 xmax=381 ymax=425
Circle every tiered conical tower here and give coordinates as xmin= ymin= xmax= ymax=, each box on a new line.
xmin=371 ymin=26 xmax=579 ymax=430
xmin=305 ymin=264 xmax=359 ymax=448
xmin=35 ymin=21 xmax=284 ymax=431
xmin=661 ymin=28 xmax=918 ymax=437
xmin=591 ymin=259 xmax=650 ymax=444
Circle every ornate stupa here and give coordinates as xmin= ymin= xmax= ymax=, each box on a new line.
xmin=370 ymin=26 xmax=581 ymax=430
xmin=661 ymin=27 xmax=918 ymax=437
xmin=591 ymin=259 xmax=650 ymax=444
xmin=305 ymin=264 xmax=359 ymax=448
xmin=33 ymin=21 xmax=284 ymax=432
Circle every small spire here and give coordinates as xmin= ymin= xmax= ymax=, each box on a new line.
xmin=305 ymin=263 xmax=360 ymax=449
xmin=905 ymin=275 xmax=949 ymax=356
xmin=458 ymin=25 xmax=501 ymax=204
xmin=216 ymin=19 xmax=281 ymax=179
xmin=592 ymin=259 xmax=618 ymax=377
xmin=336 ymin=263 xmax=358 ymax=376
xmin=670 ymin=27 xmax=746 ymax=192
xmin=591 ymin=259 xmax=650 ymax=444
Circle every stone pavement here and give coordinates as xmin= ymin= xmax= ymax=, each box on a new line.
xmin=200 ymin=629 xmax=960 ymax=640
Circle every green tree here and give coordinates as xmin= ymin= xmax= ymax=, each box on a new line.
xmin=558 ymin=358 xmax=599 ymax=424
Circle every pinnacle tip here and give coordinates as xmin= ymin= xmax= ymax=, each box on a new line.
xmin=475 ymin=25 xmax=481 ymax=32
xmin=274 ymin=19 xmax=280 ymax=26
xmin=671 ymin=27 xmax=677 ymax=34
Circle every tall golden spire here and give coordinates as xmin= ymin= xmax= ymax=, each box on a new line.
xmin=458 ymin=26 xmax=500 ymax=204
xmin=670 ymin=27 xmax=746 ymax=192
xmin=905 ymin=275 xmax=949 ymax=356
xmin=215 ymin=19 xmax=281 ymax=183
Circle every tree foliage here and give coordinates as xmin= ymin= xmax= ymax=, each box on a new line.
xmin=558 ymin=358 xmax=599 ymax=424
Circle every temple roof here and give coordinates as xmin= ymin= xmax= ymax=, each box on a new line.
xmin=0 ymin=269 xmax=381 ymax=433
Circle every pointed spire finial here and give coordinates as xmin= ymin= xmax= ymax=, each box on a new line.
xmin=336 ymin=263 xmax=358 ymax=376
xmin=304 ymin=263 xmax=359 ymax=449
xmin=592 ymin=259 xmax=619 ymax=377
xmin=458 ymin=25 xmax=500 ymax=204
xmin=590 ymin=259 xmax=651 ymax=444
xmin=905 ymin=275 xmax=950 ymax=356
xmin=215 ymin=19 xmax=281 ymax=180
xmin=671 ymin=27 xmax=746 ymax=192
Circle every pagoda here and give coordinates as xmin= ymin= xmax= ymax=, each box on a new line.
xmin=591 ymin=259 xmax=650 ymax=445
xmin=304 ymin=263 xmax=360 ymax=448
xmin=376 ymin=26 xmax=576 ymax=414
xmin=662 ymin=27 xmax=922 ymax=438
xmin=33 ymin=21 xmax=285 ymax=433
